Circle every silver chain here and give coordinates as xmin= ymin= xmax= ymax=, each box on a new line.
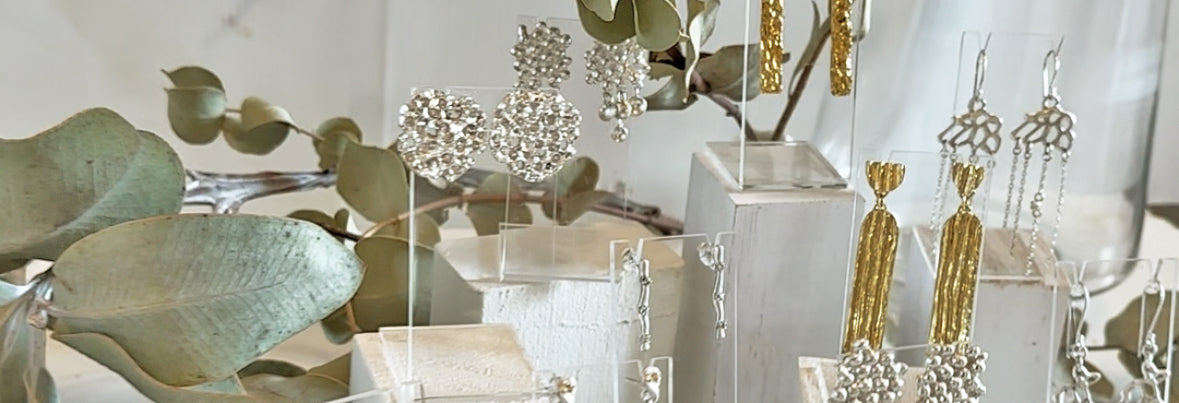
xmin=1010 ymin=146 xmax=1033 ymax=250
xmin=1049 ymin=153 xmax=1069 ymax=258
xmin=1002 ymin=144 xmax=1023 ymax=229
xmin=1025 ymin=149 xmax=1053 ymax=274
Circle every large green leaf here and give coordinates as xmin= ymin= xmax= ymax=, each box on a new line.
xmin=353 ymin=237 xmax=430 ymax=331
xmin=0 ymin=108 xmax=184 ymax=267
xmin=696 ymin=44 xmax=771 ymax=101
xmin=49 ymin=214 xmax=363 ymax=387
xmin=466 ymin=174 xmax=533 ymax=236
xmin=226 ymin=97 xmax=292 ymax=155
xmin=1 ymin=281 xmax=58 ymax=403
xmin=336 ymin=141 xmax=409 ymax=222
xmin=577 ymin=0 xmax=637 ymax=44
xmin=633 ymin=0 xmax=681 ymax=51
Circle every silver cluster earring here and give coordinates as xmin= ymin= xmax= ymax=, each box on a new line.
xmin=697 ymin=242 xmax=727 ymax=339
xmin=1055 ymin=278 xmax=1100 ymax=403
xmin=493 ymin=22 xmax=582 ymax=182
xmin=930 ymin=37 xmax=1002 ymax=239
xmin=1003 ymin=44 xmax=1076 ymax=275
xmin=585 ymin=38 xmax=649 ymax=142
xmin=916 ymin=342 xmax=988 ymax=403
xmin=829 ymin=340 xmax=908 ymax=403
xmin=395 ymin=89 xmax=488 ymax=182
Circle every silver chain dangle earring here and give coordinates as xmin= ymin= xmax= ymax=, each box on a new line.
xmin=1003 ymin=43 xmax=1076 ymax=276
xmin=1119 ymin=270 xmax=1170 ymax=403
xmin=585 ymin=38 xmax=649 ymax=142
xmin=697 ymin=241 xmax=728 ymax=339
xmin=1054 ymin=267 xmax=1100 ymax=403
xmin=492 ymin=22 xmax=582 ymax=182
xmin=930 ymin=35 xmax=1002 ymax=242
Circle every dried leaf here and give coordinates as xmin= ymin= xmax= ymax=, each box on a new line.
xmin=577 ymin=0 xmax=636 ymax=44
xmin=163 ymin=66 xmax=225 ymax=92
xmin=696 ymin=44 xmax=772 ymax=101
xmin=0 ymin=108 xmax=184 ymax=265
xmin=633 ymin=0 xmax=681 ymax=51
xmin=166 ymin=87 xmax=226 ymax=144
xmin=227 ymin=97 xmax=292 ymax=155
xmin=466 ymin=174 xmax=533 ymax=236
xmin=579 ymin=0 xmax=620 ymax=22
xmin=336 ymin=141 xmax=410 ymax=222
xmin=50 ymin=214 xmax=364 ymax=387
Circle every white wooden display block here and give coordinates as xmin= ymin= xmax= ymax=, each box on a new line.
xmin=797 ymin=357 xmax=923 ymax=402
xmin=890 ymin=227 xmax=1067 ymax=402
xmin=676 ymin=151 xmax=861 ymax=402
xmin=429 ymin=216 xmax=684 ymax=372
xmin=349 ymin=324 xmax=534 ymax=403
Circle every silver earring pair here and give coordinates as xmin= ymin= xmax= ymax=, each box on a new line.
xmin=395 ymin=22 xmax=581 ymax=183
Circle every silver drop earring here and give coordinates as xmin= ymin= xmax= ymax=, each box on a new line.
xmin=625 ymin=248 xmax=654 ymax=352
xmin=697 ymin=242 xmax=727 ymax=339
xmin=930 ymin=36 xmax=1002 ymax=239
xmin=394 ymin=89 xmax=488 ymax=182
xmin=1119 ymin=272 xmax=1170 ymax=403
xmin=1003 ymin=44 xmax=1076 ymax=275
xmin=585 ymin=38 xmax=649 ymax=142
xmin=1054 ymin=272 xmax=1099 ymax=403
xmin=492 ymin=23 xmax=582 ymax=182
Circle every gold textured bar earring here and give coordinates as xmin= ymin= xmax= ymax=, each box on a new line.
xmin=829 ymin=0 xmax=854 ymax=96
xmin=917 ymin=162 xmax=989 ymax=403
xmin=760 ymin=0 xmax=784 ymax=94
xmin=830 ymin=161 xmax=908 ymax=403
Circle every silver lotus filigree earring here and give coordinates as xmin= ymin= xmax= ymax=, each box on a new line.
xmin=395 ymin=89 xmax=488 ymax=182
xmin=492 ymin=23 xmax=582 ymax=182
xmin=585 ymin=38 xmax=649 ymax=142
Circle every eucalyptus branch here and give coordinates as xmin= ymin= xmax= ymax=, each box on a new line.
xmin=773 ymin=17 xmax=831 ymax=141
xmin=291 ymin=125 xmax=325 ymax=142
xmin=183 ymin=169 xmax=336 ymax=213
xmin=690 ymin=71 xmax=760 ymax=141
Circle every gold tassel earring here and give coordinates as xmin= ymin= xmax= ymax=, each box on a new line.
xmin=829 ymin=0 xmax=854 ymax=96
xmin=917 ymin=162 xmax=989 ymax=403
xmin=760 ymin=0 xmax=784 ymax=94
xmin=830 ymin=161 xmax=908 ymax=403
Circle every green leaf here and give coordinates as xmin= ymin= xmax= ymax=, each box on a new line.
xmin=53 ymin=332 xmax=254 ymax=403
xmin=466 ymin=174 xmax=533 ymax=236
xmin=648 ymin=62 xmax=681 ymax=80
xmin=577 ymin=0 xmax=636 ymax=44
xmin=678 ymin=0 xmax=719 ymax=100
xmin=163 ymin=66 xmax=225 ymax=92
xmin=237 ymin=356 xmax=350 ymax=402
xmin=645 ymin=77 xmax=698 ymax=111
xmin=1 ymin=281 xmax=58 ymax=403
xmin=413 ymin=178 xmax=464 ymax=225
xmin=545 ymin=157 xmax=600 ymax=197
xmin=49 ymin=214 xmax=364 ymax=387
xmin=188 ymin=376 xmax=245 ymax=394
xmin=238 ymin=360 xmax=306 ymax=378
xmin=373 ymin=214 xmax=443 ymax=248
xmin=166 ymin=87 xmax=227 ymax=144
xmin=337 ymin=141 xmax=410 ymax=222
xmin=633 ymin=0 xmax=681 ymax=51
xmin=0 ymin=108 xmax=185 ymax=265
xmin=686 ymin=0 xmax=719 ymax=47
xmin=545 ymin=190 xmax=611 ymax=225
xmin=226 ymin=97 xmax=292 ymax=155
xmin=287 ymin=209 xmax=351 ymax=243
xmin=314 ymin=117 xmax=363 ymax=142
xmin=352 ymin=236 xmax=431 ymax=330
xmin=696 ymin=44 xmax=775 ymax=101
xmin=580 ymin=0 xmax=620 ymax=22
xmin=313 ymin=131 xmax=360 ymax=171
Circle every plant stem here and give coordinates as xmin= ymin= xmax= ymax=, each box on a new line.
xmin=691 ymin=71 xmax=759 ymax=141
xmin=772 ymin=22 xmax=831 ymax=141
xmin=184 ymin=169 xmax=337 ymax=213
xmin=292 ymin=125 xmax=325 ymax=142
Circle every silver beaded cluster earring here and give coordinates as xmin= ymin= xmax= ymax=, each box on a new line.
xmin=829 ymin=340 xmax=908 ymax=403
xmin=394 ymin=89 xmax=488 ymax=182
xmin=585 ymin=38 xmax=649 ymax=142
xmin=493 ymin=22 xmax=582 ymax=182
xmin=916 ymin=342 xmax=988 ymax=402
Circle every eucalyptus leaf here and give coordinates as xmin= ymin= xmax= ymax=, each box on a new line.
xmin=580 ymin=0 xmax=620 ymax=22
xmin=676 ymin=0 xmax=718 ymax=102
xmin=413 ymin=177 xmax=464 ymax=225
xmin=0 ymin=108 xmax=185 ymax=266
xmin=238 ymin=360 xmax=306 ymax=378
xmin=645 ymin=78 xmax=698 ymax=111
xmin=467 ymin=174 xmax=533 ymax=236
xmin=633 ymin=0 xmax=681 ymax=51
xmin=227 ymin=97 xmax=292 ymax=155
xmin=166 ymin=87 xmax=227 ymax=144
xmin=545 ymin=157 xmax=600 ymax=197
xmin=313 ymin=131 xmax=360 ymax=171
xmin=240 ymin=373 xmax=348 ymax=402
xmin=337 ymin=141 xmax=410 ymax=222
xmin=696 ymin=44 xmax=771 ymax=101
xmin=287 ymin=209 xmax=349 ymax=243
xmin=686 ymin=0 xmax=719 ymax=48
xmin=577 ymin=0 xmax=636 ymax=44
xmin=352 ymin=236 xmax=431 ymax=330
xmin=314 ymin=117 xmax=363 ymax=141
xmin=53 ymin=332 xmax=255 ymax=403
xmin=319 ymin=308 xmax=356 ymax=345
xmin=189 ymin=376 xmax=245 ymax=394
xmin=648 ymin=62 xmax=681 ymax=80
xmin=49 ymin=214 xmax=364 ymax=387
xmin=308 ymin=354 xmax=350 ymax=385
xmin=163 ymin=66 xmax=225 ymax=91
xmin=545 ymin=190 xmax=611 ymax=225
xmin=373 ymin=214 xmax=443 ymax=247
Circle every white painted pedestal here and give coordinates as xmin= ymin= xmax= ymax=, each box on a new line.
xmin=676 ymin=151 xmax=861 ymax=402
xmin=429 ymin=217 xmax=684 ymax=374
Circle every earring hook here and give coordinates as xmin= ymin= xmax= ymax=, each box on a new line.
xmin=1139 ymin=261 xmax=1167 ymax=349
xmin=969 ymin=33 xmax=993 ymax=110
xmin=1042 ymin=39 xmax=1064 ymax=101
xmin=1068 ymin=264 xmax=1091 ymax=344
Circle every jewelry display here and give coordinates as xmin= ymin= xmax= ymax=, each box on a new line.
xmin=489 ymin=88 xmax=582 ymax=182
xmin=829 ymin=0 xmax=853 ymax=96
xmin=511 ymin=22 xmax=572 ymax=90
xmin=394 ymin=89 xmax=488 ymax=182
xmin=697 ymin=241 xmax=728 ymax=339
xmin=930 ymin=39 xmax=1001 ymax=238
xmin=1054 ymin=268 xmax=1099 ymax=403
xmin=918 ymin=161 xmax=988 ymax=403
xmin=761 ymin=0 xmax=784 ymax=94
xmin=1003 ymin=46 xmax=1076 ymax=275
xmin=585 ymin=38 xmax=649 ymax=143
xmin=1118 ymin=274 xmax=1170 ymax=403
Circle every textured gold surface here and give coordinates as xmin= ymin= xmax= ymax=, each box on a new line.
xmin=829 ymin=0 xmax=853 ymax=96
xmin=842 ymin=161 xmax=905 ymax=353
xmin=760 ymin=0 xmax=784 ymax=94
xmin=928 ymin=162 xmax=986 ymax=345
